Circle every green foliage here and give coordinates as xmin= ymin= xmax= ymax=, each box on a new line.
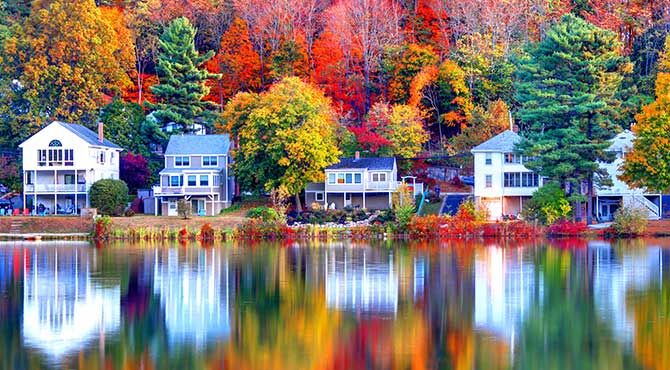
xmin=147 ymin=17 xmax=220 ymax=133
xmin=222 ymin=77 xmax=341 ymax=196
xmin=382 ymin=43 xmax=439 ymax=104
xmin=89 ymin=179 xmax=129 ymax=216
xmin=246 ymin=206 xmax=282 ymax=222
xmin=612 ymin=206 xmax=648 ymax=236
xmin=393 ymin=183 xmax=416 ymax=231
xmin=520 ymin=183 xmax=572 ymax=225
xmin=100 ymin=98 xmax=167 ymax=157
xmin=177 ymin=199 xmax=191 ymax=219
xmin=515 ymin=14 xmax=630 ymax=206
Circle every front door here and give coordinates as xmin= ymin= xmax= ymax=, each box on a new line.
xmin=192 ymin=199 xmax=206 ymax=216
xmin=344 ymin=193 xmax=352 ymax=207
xmin=167 ymin=200 xmax=178 ymax=216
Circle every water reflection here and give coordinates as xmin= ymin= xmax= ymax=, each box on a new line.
xmin=0 ymin=239 xmax=669 ymax=369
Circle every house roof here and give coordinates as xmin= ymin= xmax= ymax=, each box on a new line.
xmin=164 ymin=135 xmax=231 ymax=155
xmin=471 ymin=130 xmax=521 ymax=153
xmin=326 ymin=157 xmax=395 ymax=170
xmin=59 ymin=122 xmax=122 ymax=149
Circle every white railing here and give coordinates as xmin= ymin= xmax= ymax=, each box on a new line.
xmin=626 ymin=195 xmax=660 ymax=219
xmin=25 ymin=184 xmax=87 ymax=193
xmin=366 ymin=181 xmax=398 ymax=191
xmin=153 ymin=186 xmax=217 ymax=195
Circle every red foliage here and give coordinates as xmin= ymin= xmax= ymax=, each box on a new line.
xmin=120 ymin=153 xmax=151 ymax=193
xmin=547 ymin=221 xmax=588 ymax=236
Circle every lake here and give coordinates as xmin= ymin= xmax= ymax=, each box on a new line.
xmin=0 ymin=238 xmax=668 ymax=369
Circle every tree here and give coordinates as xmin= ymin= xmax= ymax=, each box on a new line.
xmin=99 ymin=98 xmax=167 ymax=157
xmin=147 ymin=17 xmax=220 ymax=133
xmin=621 ymin=36 xmax=670 ymax=193
xmin=0 ymin=155 xmax=20 ymax=192
xmin=205 ymin=17 xmax=261 ymax=107
xmin=515 ymin=14 xmax=631 ymax=223
xmin=120 ymin=153 xmax=151 ymax=194
xmin=89 ymin=178 xmax=129 ymax=216
xmin=221 ymin=77 xmax=341 ymax=210
xmin=0 ymin=0 xmax=134 ymax=126
xmin=382 ymin=43 xmax=439 ymax=104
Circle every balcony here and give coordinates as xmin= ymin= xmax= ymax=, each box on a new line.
xmin=25 ymin=184 xmax=87 ymax=193
xmin=153 ymin=186 xmax=218 ymax=196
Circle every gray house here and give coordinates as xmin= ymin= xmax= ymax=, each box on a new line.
xmin=152 ymin=135 xmax=234 ymax=216
xmin=305 ymin=154 xmax=423 ymax=210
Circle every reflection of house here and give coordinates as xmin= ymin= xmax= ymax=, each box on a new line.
xmin=474 ymin=247 xmax=537 ymax=342
xmin=20 ymin=121 xmax=122 ymax=214
xmin=472 ymin=130 xmax=661 ymax=221
xmin=325 ymin=249 xmax=399 ymax=314
xmin=305 ymin=154 xmax=423 ymax=210
xmin=22 ymin=248 xmax=120 ymax=360
xmin=153 ymin=249 xmax=231 ymax=347
xmin=589 ymin=241 xmax=664 ymax=343
xmin=152 ymin=135 xmax=234 ymax=216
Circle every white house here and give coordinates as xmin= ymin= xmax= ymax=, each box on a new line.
xmin=472 ymin=129 xmax=661 ymax=221
xmin=304 ymin=153 xmax=423 ymax=210
xmin=19 ymin=121 xmax=122 ymax=215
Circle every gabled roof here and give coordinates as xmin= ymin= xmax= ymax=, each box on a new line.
xmin=59 ymin=122 xmax=122 ymax=149
xmin=471 ymin=130 xmax=521 ymax=153
xmin=164 ymin=135 xmax=231 ymax=155
xmin=326 ymin=157 xmax=395 ymax=171
xmin=19 ymin=121 xmax=122 ymax=149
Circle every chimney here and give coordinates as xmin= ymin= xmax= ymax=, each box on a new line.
xmin=98 ymin=122 xmax=104 ymax=143
xmin=354 ymin=151 xmax=360 ymax=160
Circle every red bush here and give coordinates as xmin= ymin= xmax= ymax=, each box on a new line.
xmin=547 ymin=221 xmax=588 ymax=236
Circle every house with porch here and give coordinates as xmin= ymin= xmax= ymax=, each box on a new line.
xmin=20 ymin=121 xmax=122 ymax=215
xmin=472 ymin=129 xmax=661 ymax=221
xmin=152 ymin=135 xmax=234 ymax=216
xmin=305 ymin=154 xmax=423 ymax=210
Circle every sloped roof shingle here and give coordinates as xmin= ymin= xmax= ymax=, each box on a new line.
xmin=59 ymin=121 xmax=122 ymax=149
xmin=471 ymin=130 xmax=521 ymax=153
xmin=164 ymin=135 xmax=231 ymax=155
xmin=326 ymin=157 xmax=395 ymax=170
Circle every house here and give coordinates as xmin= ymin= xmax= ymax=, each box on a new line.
xmin=304 ymin=153 xmax=423 ymax=210
xmin=472 ymin=129 xmax=661 ymax=221
xmin=152 ymin=135 xmax=234 ymax=216
xmin=19 ymin=121 xmax=122 ymax=215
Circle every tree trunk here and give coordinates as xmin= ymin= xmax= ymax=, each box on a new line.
xmin=586 ymin=174 xmax=593 ymax=225
xmin=295 ymin=193 xmax=302 ymax=213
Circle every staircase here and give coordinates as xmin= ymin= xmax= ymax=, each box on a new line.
xmin=625 ymin=195 xmax=660 ymax=220
xmin=8 ymin=221 xmax=23 ymax=234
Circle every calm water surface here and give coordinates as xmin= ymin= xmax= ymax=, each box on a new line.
xmin=0 ymin=239 xmax=669 ymax=370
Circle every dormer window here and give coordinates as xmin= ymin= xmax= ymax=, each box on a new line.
xmin=175 ymin=156 xmax=190 ymax=167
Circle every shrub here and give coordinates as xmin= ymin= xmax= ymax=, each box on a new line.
xmin=130 ymin=197 xmax=144 ymax=213
xmin=246 ymin=206 xmax=282 ymax=222
xmin=612 ymin=206 xmax=648 ymax=236
xmin=177 ymin=199 xmax=192 ymax=219
xmin=124 ymin=208 xmax=136 ymax=217
xmin=547 ymin=221 xmax=588 ymax=236
xmin=520 ymin=182 xmax=571 ymax=225
xmin=94 ymin=216 xmax=112 ymax=239
xmin=89 ymin=179 xmax=129 ymax=216
xmin=200 ymin=223 xmax=215 ymax=241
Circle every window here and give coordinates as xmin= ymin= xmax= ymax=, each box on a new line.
xmin=504 ymin=172 xmax=539 ymax=187
xmin=200 ymin=175 xmax=209 ymax=186
xmin=49 ymin=140 xmax=62 ymax=147
xmin=64 ymin=149 xmax=74 ymax=166
xmin=345 ymin=173 xmax=353 ymax=184
xmin=315 ymin=192 xmax=324 ymax=202
xmin=64 ymin=174 xmax=75 ymax=185
xmin=485 ymin=153 xmax=492 ymax=165
xmin=110 ymin=152 xmax=115 ymax=164
xmin=337 ymin=173 xmax=345 ymax=184
xmin=38 ymin=148 xmax=74 ymax=167
xmin=175 ymin=156 xmax=190 ymax=167
xmin=38 ymin=150 xmax=47 ymax=166
xmin=354 ymin=173 xmax=362 ymax=184
xmin=99 ymin=151 xmax=106 ymax=164
xmin=328 ymin=173 xmax=336 ymax=184
xmin=203 ymin=156 xmax=218 ymax=166
xmin=187 ymin=175 xmax=197 ymax=186
xmin=26 ymin=172 xmax=33 ymax=185
xmin=485 ymin=175 xmax=492 ymax=188
xmin=504 ymin=153 xmax=521 ymax=164
xmin=371 ymin=173 xmax=387 ymax=182
xmin=170 ymin=175 xmax=182 ymax=187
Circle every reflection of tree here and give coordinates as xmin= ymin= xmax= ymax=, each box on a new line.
xmin=628 ymin=280 xmax=670 ymax=370
xmin=514 ymin=246 xmax=642 ymax=370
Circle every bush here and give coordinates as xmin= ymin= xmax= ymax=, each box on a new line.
xmin=94 ymin=216 xmax=112 ymax=239
xmin=130 ymin=197 xmax=144 ymax=213
xmin=612 ymin=206 xmax=648 ymax=236
xmin=177 ymin=199 xmax=192 ymax=219
xmin=89 ymin=179 xmax=129 ymax=216
xmin=246 ymin=206 xmax=282 ymax=222
xmin=547 ymin=221 xmax=588 ymax=236
xmin=520 ymin=182 xmax=571 ymax=225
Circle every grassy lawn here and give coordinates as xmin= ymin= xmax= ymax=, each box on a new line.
xmin=110 ymin=214 xmax=247 ymax=231
xmin=0 ymin=216 xmax=93 ymax=233
xmin=420 ymin=199 xmax=443 ymax=215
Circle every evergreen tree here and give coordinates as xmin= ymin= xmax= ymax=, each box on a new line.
xmin=147 ymin=17 xmax=220 ymax=133
xmin=515 ymin=14 xmax=631 ymax=223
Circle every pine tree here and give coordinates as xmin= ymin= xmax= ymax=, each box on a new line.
xmin=515 ymin=14 xmax=631 ymax=223
xmin=147 ymin=17 xmax=220 ymax=133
